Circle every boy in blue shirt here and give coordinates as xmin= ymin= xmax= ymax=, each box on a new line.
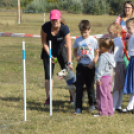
xmin=73 ymin=20 xmax=99 ymax=114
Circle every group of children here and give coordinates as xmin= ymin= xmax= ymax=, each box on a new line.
xmin=73 ymin=18 xmax=134 ymax=116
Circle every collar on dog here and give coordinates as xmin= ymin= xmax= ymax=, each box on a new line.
xmin=67 ymin=77 xmax=75 ymax=85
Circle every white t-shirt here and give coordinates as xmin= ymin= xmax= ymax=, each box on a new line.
xmin=113 ymin=37 xmax=124 ymax=63
xmin=128 ymin=33 xmax=134 ymax=56
xmin=73 ymin=36 xmax=98 ymax=64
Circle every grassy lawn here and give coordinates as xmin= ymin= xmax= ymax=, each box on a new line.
xmin=0 ymin=11 xmax=134 ymax=134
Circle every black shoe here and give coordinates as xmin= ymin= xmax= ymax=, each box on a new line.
xmin=115 ymin=109 xmax=122 ymax=113
xmin=122 ymin=108 xmax=133 ymax=114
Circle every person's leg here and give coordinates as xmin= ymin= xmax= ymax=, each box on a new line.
xmin=116 ymin=90 xmax=123 ymax=109
xmin=85 ymin=67 xmax=96 ymax=106
xmin=127 ymin=94 xmax=134 ymax=110
xmin=107 ymin=77 xmax=113 ymax=116
xmin=113 ymin=90 xmax=119 ymax=111
xmin=75 ymin=64 xmax=85 ymax=110
xmin=43 ymin=55 xmax=55 ymax=104
xmin=98 ymin=77 xmax=108 ymax=116
xmin=45 ymin=79 xmax=53 ymax=99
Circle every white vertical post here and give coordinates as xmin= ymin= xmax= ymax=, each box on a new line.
xmin=22 ymin=41 xmax=26 ymax=121
xmin=44 ymin=13 xmax=45 ymax=23
xmin=49 ymin=40 xmax=52 ymax=116
xmin=18 ymin=0 xmax=20 ymax=24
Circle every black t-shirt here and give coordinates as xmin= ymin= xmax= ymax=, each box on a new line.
xmin=42 ymin=21 xmax=70 ymax=47
xmin=41 ymin=21 xmax=70 ymax=59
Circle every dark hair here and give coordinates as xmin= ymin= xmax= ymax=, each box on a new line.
xmin=78 ymin=20 xmax=90 ymax=31
xmin=122 ymin=1 xmax=134 ymax=17
xmin=99 ymin=38 xmax=115 ymax=53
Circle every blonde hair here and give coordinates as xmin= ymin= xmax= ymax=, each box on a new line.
xmin=107 ymin=22 xmax=122 ymax=33
xmin=126 ymin=17 xmax=134 ymax=25
xmin=99 ymin=38 xmax=115 ymax=53
xmin=61 ymin=17 xmax=66 ymax=25
xmin=122 ymin=1 xmax=134 ymax=18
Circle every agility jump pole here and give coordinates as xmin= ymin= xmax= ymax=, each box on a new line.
xmin=22 ymin=41 xmax=27 ymax=121
xmin=49 ymin=40 xmax=52 ymax=116
xmin=0 ymin=32 xmax=110 ymax=39
xmin=18 ymin=0 xmax=20 ymax=24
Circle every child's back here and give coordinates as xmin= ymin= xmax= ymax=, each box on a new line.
xmin=95 ymin=52 xmax=115 ymax=81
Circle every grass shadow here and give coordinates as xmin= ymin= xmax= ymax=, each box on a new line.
xmin=26 ymin=100 xmax=75 ymax=113
xmin=0 ymin=96 xmax=21 ymax=102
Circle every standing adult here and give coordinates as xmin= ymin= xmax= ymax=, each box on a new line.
xmin=41 ymin=9 xmax=73 ymax=105
xmin=115 ymin=1 xmax=134 ymax=35
xmin=114 ymin=1 xmax=134 ymax=113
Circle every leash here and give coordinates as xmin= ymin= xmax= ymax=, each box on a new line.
xmin=121 ymin=29 xmax=130 ymax=60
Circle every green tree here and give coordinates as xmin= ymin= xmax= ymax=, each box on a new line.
xmin=21 ymin=0 xmax=33 ymax=7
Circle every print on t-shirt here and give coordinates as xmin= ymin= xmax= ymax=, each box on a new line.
xmin=79 ymin=43 xmax=92 ymax=59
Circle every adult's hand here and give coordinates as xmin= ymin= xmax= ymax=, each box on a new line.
xmin=68 ymin=64 xmax=73 ymax=70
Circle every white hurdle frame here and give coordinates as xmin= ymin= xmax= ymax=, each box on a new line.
xmin=44 ymin=13 xmax=45 ymax=23
xmin=22 ymin=41 xmax=27 ymax=121
xmin=49 ymin=40 xmax=52 ymax=116
xmin=18 ymin=0 xmax=20 ymax=24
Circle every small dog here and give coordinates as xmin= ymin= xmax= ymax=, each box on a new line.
xmin=57 ymin=66 xmax=87 ymax=106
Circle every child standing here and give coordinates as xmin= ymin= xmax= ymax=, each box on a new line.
xmin=122 ymin=18 xmax=134 ymax=114
xmin=108 ymin=23 xmax=126 ymax=112
xmin=73 ymin=20 xmax=99 ymax=115
xmin=95 ymin=39 xmax=115 ymax=117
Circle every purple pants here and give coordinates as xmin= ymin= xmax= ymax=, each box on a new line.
xmin=96 ymin=76 xmax=113 ymax=116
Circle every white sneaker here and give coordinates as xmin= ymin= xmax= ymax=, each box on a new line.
xmin=94 ymin=114 xmax=100 ymax=117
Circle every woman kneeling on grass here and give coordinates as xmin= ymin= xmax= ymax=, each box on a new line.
xmin=40 ymin=9 xmax=73 ymax=106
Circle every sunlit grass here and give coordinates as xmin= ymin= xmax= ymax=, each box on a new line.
xmin=0 ymin=11 xmax=133 ymax=134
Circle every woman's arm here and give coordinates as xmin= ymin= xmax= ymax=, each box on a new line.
xmin=64 ymin=33 xmax=73 ymax=70
xmin=115 ymin=15 xmax=121 ymax=24
xmin=41 ymin=28 xmax=49 ymax=56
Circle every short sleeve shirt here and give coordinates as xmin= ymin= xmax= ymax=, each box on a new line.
xmin=128 ymin=33 xmax=134 ymax=56
xmin=42 ymin=21 xmax=70 ymax=47
xmin=73 ymin=36 xmax=98 ymax=64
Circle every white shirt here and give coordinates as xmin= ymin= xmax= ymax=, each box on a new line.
xmin=73 ymin=36 xmax=98 ymax=64
xmin=113 ymin=37 xmax=124 ymax=63
xmin=128 ymin=33 xmax=134 ymax=56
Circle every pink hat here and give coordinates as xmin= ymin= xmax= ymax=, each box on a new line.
xmin=50 ymin=9 xmax=61 ymax=20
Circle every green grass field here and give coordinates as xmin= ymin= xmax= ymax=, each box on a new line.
xmin=0 ymin=12 xmax=134 ymax=134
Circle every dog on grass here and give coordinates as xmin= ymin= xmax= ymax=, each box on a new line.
xmin=57 ymin=66 xmax=87 ymax=106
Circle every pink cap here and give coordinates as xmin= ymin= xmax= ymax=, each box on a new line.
xmin=50 ymin=9 xmax=61 ymax=20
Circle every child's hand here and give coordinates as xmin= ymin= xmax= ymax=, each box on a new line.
xmin=76 ymin=55 xmax=81 ymax=62
xmin=96 ymin=81 xmax=101 ymax=85
xmin=87 ymin=62 xmax=94 ymax=69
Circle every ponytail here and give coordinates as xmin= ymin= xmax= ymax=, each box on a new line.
xmin=99 ymin=38 xmax=115 ymax=53
xmin=61 ymin=17 xmax=65 ymax=25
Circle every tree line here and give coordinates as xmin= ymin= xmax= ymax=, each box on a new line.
xmin=0 ymin=0 xmax=134 ymax=15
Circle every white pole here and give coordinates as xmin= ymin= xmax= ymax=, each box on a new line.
xmin=18 ymin=0 xmax=20 ymax=24
xmin=22 ymin=41 xmax=26 ymax=121
xmin=49 ymin=40 xmax=52 ymax=116
xmin=44 ymin=13 xmax=45 ymax=23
